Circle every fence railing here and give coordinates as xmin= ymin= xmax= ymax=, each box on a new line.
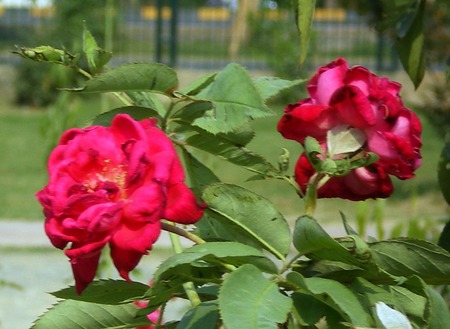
xmin=0 ymin=3 xmax=398 ymax=73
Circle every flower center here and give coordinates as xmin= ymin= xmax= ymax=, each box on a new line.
xmin=83 ymin=159 xmax=128 ymax=199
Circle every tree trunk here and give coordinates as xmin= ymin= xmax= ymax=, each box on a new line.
xmin=228 ymin=0 xmax=259 ymax=59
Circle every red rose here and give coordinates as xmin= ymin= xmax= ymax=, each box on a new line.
xmin=278 ymin=58 xmax=422 ymax=200
xmin=37 ymin=114 xmax=205 ymax=293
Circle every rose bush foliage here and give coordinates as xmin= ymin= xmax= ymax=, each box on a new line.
xmin=278 ymin=57 xmax=422 ymax=200
xmin=36 ymin=114 xmax=205 ymax=293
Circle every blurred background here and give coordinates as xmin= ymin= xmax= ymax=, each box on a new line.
xmin=0 ymin=0 xmax=448 ymax=327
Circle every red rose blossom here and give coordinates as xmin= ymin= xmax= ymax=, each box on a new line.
xmin=278 ymin=58 xmax=422 ymax=200
xmin=36 ymin=114 xmax=205 ymax=293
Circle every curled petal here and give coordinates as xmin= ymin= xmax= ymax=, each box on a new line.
xmin=164 ymin=183 xmax=205 ymax=224
xmin=308 ymin=57 xmax=349 ymax=104
xmin=330 ymin=85 xmax=376 ymax=128
xmin=278 ymin=102 xmax=338 ymax=143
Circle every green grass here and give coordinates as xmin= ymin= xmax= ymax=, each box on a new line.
xmin=0 ymin=108 xmax=48 ymax=220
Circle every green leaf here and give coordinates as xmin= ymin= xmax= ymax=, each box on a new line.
xmin=13 ymin=45 xmax=77 ymax=66
xmin=176 ymin=301 xmax=219 ymax=329
xmin=92 ymin=106 xmax=161 ymax=126
xmin=438 ymin=133 xmax=450 ymax=206
xmin=425 ymin=285 xmax=450 ymax=329
xmin=178 ymin=72 xmax=217 ymax=96
xmin=253 ymin=76 xmax=306 ymax=101
xmin=75 ymin=63 xmax=178 ymax=94
xmin=82 ymin=25 xmax=111 ymax=73
xmin=126 ymin=91 xmax=167 ymax=118
xmin=51 ymin=280 xmax=149 ymax=305
xmin=186 ymin=131 xmax=278 ymax=177
xmin=438 ymin=220 xmax=450 ymax=253
xmin=396 ymin=0 xmax=426 ymax=88
xmin=153 ymin=242 xmax=278 ymax=284
xmin=31 ymin=299 xmax=151 ymax=329
xmin=219 ymin=264 xmax=292 ymax=329
xmin=291 ymin=292 xmax=336 ymax=326
xmin=181 ymin=149 xmax=220 ymax=195
xmin=190 ymin=63 xmax=273 ymax=133
xmin=369 ymin=238 xmax=450 ymax=284
xmin=293 ymin=216 xmax=359 ymax=265
xmin=287 ymin=272 xmax=373 ymax=327
xmin=202 ymin=184 xmax=291 ymax=259
xmin=294 ymin=0 xmax=316 ymax=65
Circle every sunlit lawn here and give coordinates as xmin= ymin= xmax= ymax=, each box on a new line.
xmin=0 ymin=69 xmax=448 ymax=242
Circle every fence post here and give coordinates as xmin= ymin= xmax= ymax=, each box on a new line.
xmin=169 ymin=0 xmax=178 ymax=67
xmin=155 ymin=0 xmax=163 ymax=63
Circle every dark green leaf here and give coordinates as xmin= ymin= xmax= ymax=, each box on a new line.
xmin=92 ymin=106 xmax=161 ymax=126
xmin=438 ymin=133 xmax=450 ymax=206
xmin=425 ymin=285 xmax=450 ymax=329
xmin=51 ymin=280 xmax=148 ymax=305
xmin=31 ymin=300 xmax=150 ymax=329
xmin=287 ymin=272 xmax=373 ymax=327
xmin=293 ymin=216 xmax=359 ymax=265
xmin=291 ymin=292 xmax=333 ymax=326
xmin=190 ymin=63 xmax=273 ymax=133
xmin=186 ymin=131 xmax=278 ymax=177
xmin=176 ymin=301 xmax=219 ymax=329
xmin=153 ymin=241 xmax=278 ymax=284
xmin=438 ymin=220 xmax=450 ymax=253
xmin=396 ymin=0 xmax=426 ymax=88
xmin=202 ymin=184 xmax=291 ymax=259
xmin=253 ymin=76 xmax=306 ymax=101
xmin=75 ymin=63 xmax=178 ymax=94
xmin=294 ymin=0 xmax=316 ymax=65
xmin=219 ymin=264 xmax=292 ymax=329
xmin=369 ymin=238 xmax=450 ymax=284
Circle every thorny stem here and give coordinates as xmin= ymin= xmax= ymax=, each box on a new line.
xmin=161 ymin=222 xmax=206 ymax=245
xmin=165 ymin=222 xmax=202 ymax=307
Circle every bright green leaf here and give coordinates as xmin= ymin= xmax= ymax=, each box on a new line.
xmin=178 ymin=72 xmax=217 ymax=96
xmin=190 ymin=63 xmax=273 ymax=134
xmin=75 ymin=63 xmax=178 ymax=94
xmin=253 ymin=76 xmax=306 ymax=101
xmin=82 ymin=25 xmax=111 ymax=73
xmin=51 ymin=280 xmax=148 ymax=305
xmin=126 ymin=91 xmax=167 ymax=118
xmin=219 ymin=264 xmax=292 ymax=329
xmin=31 ymin=300 xmax=150 ymax=329
xmin=202 ymin=184 xmax=291 ymax=259
xmin=294 ymin=0 xmax=316 ymax=65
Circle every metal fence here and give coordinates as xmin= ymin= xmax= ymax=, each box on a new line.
xmin=0 ymin=2 xmax=398 ymax=74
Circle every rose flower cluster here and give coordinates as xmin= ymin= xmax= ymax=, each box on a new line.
xmin=278 ymin=58 xmax=422 ymax=201
xmin=37 ymin=114 xmax=205 ymax=293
